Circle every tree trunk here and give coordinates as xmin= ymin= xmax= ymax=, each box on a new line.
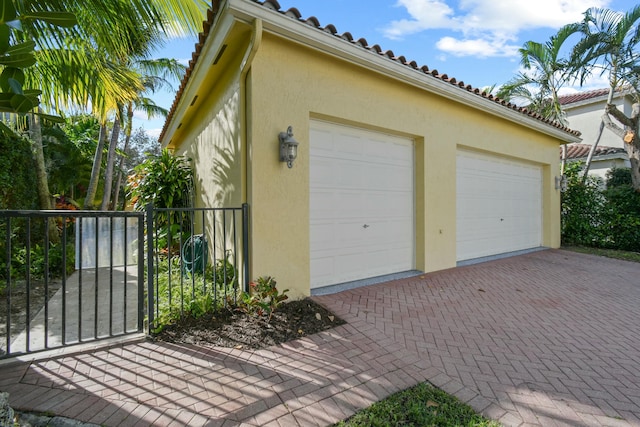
xmin=627 ymin=140 xmax=640 ymax=192
xmin=83 ymin=124 xmax=108 ymax=209
xmin=112 ymin=103 xmax=134 ymax=210
xmin=30 ymin=112 xmax=52 ymax=211
xmin=101 ymin=116 xmax=121 ymax=210
xmin=30 ymin=111 xmax=60 ymax=243
xmin=560 ymin=144 xmax=567 ymax=175
xmin=582 ymin=86 xmax=616 ymax=181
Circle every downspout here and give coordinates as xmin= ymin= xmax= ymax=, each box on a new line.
xmin=239 ymin=18 xmax=262 ymax=288
xmin=240 ymin=18 xmax=263 ymax=203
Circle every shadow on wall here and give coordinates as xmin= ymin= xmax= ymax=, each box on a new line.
xmin=191 ymin=91 xmax=241 ymax=210
xmin=187 ymin=90 xmax=243 ymax=267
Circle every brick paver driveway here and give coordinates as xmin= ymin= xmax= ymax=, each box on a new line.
xmin=1 ymin=249 xmax=638 ymax=426
xmin=316 ymin=249 xmax=640 ymax=426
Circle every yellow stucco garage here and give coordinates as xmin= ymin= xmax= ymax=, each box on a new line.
xmin=160 ymin=0 xmax=581 ymax=298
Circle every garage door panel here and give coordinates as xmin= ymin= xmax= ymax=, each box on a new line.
xmin=456 ymin=150 xmax=542 ymax=262
xmin=310 ymin=121 xmax=415 ymax=288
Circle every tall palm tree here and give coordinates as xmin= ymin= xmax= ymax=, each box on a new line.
xmin=111 ymin=58 xmax=186 ymax=210
xmin=571 ymin=6 xmax=640 ymax=184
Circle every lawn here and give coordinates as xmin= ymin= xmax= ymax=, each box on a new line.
xmin=563 ymin=246 xmax=640 ymax=263
xmin=334 ymin=382 xmax=500 ymax=427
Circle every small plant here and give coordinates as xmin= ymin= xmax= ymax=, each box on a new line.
xmin=236 ymin=276 xmax=289 ymax=322
xmin=150 ymin=253 xmax=239 ymax=332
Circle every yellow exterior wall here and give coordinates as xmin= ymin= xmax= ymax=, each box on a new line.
xmin=245 ymin=32 xmax=564 ymax=298
xmin=169 ymin=26 xmax=250 ymax=272
xmin=168 ymin=22 xmax=567 ymax=299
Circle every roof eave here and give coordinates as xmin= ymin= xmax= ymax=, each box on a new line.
xmin=161 ymin=7 xmax=236 ymax=147
xmin=163 ymin=0 xmax=582 ymax=145
xmin=230 ymin=0 xmax=581 ymax=144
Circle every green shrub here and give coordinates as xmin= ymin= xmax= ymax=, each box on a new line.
xmin=152 ymin=252 xmax=239 ymax=331
xmin=606 ymin=167 xmax=633 ymax=188
xmin=600 ymin=182 xmax=640 ymax=251
xmin=561 ymin=163 xmax=605 ymax=246
xmin=0 ymin=134 xmax=38 ymax=210
xmin=562 ymin=165 xmax=640 ymax=252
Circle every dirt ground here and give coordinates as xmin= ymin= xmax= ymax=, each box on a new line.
xmin=151 ymin=298 xmax=345 ymax=349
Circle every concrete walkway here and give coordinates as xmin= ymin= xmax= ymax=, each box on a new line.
xmin=2 ymin=266 xmax=141 ymax=356
xmin=1 ymin=249 xmax=639 ymax=426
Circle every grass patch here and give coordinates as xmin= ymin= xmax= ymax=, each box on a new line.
xmin=562 ymin=246 xmax=640 ymax=263
xmin=334 ymin=382 xmax=500 ymax=427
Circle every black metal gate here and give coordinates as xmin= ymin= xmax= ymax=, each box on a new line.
xmin=0 ymin=210 xmax=145 ymax=359
xmin=0 ymin=205 xmax=249 ymax=359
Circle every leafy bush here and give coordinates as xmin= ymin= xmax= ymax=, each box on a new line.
xmin=606 ymin=167 xmax=633 ymax=188
xmin=561 ymin=163 xmax=605 ymax=246
xmin=0 ymin=134 xmax=38 ymax=210
xmin=127 ymin=149 xmax=194 ymax=213
xmin=562 ymin=165 xmax=640 ymax=252
xmin=599 ymin=171 xmax=640 ymax=251
xmin=0 ymin=239 xmax=75 ymax=294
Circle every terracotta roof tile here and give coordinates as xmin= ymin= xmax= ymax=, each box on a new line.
xmin=562 ymin=143 xmax=626 ymax=160
xmin=160 ymin=0 xmax=581 ymax=142
xmin=558 ymin=88 xmax=611 ymax=106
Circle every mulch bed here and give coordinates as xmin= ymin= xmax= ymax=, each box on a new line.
xmin=151 ymin=298 xmax=346 ymax=350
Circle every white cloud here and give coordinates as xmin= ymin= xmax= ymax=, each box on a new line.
xmin=384 ymin=0 xmax=611 ymax=58
xmin=436 ymin=36 xmax=519 ymax=58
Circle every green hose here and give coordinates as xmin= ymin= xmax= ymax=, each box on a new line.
xmin=181 ymin=234 xmax=208 ymax=275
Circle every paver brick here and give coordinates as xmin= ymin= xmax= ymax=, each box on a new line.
xmin=2 ymin=250 xmax=639 ymax=426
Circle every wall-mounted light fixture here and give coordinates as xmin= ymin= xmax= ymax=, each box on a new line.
xmin=555 ymin=175 xmax=567 ymax=192
xmin=279 ymin=126 xmax=299 ymax=168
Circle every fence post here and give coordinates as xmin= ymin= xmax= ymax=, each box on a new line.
xmin=242 ymin=203 xmax=250 ymax=292
xmin=137 ymin=212 xmax=145 ymax=333
xmin=146 ymin=203 xmax=155 ymax=333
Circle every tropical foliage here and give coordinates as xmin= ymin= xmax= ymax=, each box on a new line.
xmin=498 ymin=5 xmax=640 ymax=191
xmin=0 ymin=0 xmax=207 ymax=218
xmin=127 ymin=149 xmax=194 ymax=212
xmin=497 ymin=23 xmax=580 ymax=125
xmin=562 ymin=164 xmax=640 ymax=251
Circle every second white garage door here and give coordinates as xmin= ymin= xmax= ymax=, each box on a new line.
xmin=456 ymin=150 xmax=542 ymax=262
xmin=310 ymin=121 xmax=415 ymax=289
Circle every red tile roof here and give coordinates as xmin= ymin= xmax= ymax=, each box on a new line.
xmin=563 ymin=143 xmax=626 ymax=160
xmin=160 ymin=0 xmax=581 ymax=143
xmin=558 ymin=88 xmax=610 ymax=106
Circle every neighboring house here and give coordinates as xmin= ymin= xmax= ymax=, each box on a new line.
xmin=160 ymin=0 xmax=580 ymax=297
xmin=563 ymin=143 xmax=629 ymax=184
xmin=559 ymin=88 xmax=633 ymax=182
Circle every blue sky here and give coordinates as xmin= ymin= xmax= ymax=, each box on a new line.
xmin=137 ymin=0 xmax=635 ymax=138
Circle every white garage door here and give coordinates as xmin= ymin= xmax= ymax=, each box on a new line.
xmin=310 ymin=121 xmax=414 ymax=289
xmin=456 ymin=150 xmax=542 ymax=262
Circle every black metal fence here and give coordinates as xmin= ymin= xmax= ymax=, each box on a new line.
xmin=0 ymin=205 xmax=249 ymax=358
xmin=145 ymin=204 xmax=249 ymax=332
xmin=0 ymin=210 xmax=145 ymax=359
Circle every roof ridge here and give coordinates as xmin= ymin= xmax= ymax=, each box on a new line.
xmin=160 ymin=0 xmax=581 ymax=142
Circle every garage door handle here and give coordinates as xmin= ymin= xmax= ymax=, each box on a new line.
xmin=363 ymin=224 xmax=370 ymax=229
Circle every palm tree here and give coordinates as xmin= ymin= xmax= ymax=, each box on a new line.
xmin=497 ymin=23 xmax=581 ymax=125
xmin=13 ymin=0 xmax=208 ymax=209
xmin=111 ymin=58 xmax=186 ymax=210
xmin=571 ymin=6 xmax=640 ymax=184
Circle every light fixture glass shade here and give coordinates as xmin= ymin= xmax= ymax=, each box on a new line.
xmin=279 ymin=126 xmax=299 ymax=168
